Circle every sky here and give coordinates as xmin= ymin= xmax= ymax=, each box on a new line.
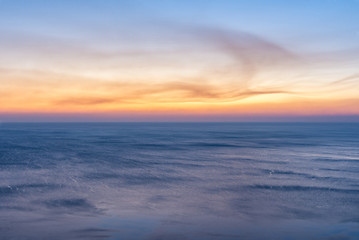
xmin=1 ymin=0 xmax=359 ymax=121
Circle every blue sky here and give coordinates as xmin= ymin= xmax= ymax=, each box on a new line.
xmin=0 ymin=0 xmax=359 ymax=121
xmin=1 ymin=0 xmax=358 ymax=46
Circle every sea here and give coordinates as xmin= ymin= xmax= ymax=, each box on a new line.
xmin=0 ymin=122 xmax=358 ymax=240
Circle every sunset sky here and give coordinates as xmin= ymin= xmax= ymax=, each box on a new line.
xmin=1 ymin=0 xmax=359 ymax=121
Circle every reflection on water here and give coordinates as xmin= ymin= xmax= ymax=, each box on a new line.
xmin=0 ymin=123 xmax=359 ymax=239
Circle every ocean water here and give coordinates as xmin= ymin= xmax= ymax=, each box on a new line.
xmin=0 ymin=122 xmax=358 ymax=240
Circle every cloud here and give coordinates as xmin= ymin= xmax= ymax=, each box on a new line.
xmin=6 ymin=24 xmax=350 ymax=110
xmin=48 ymin=25 xmax=297 ymax=106
xmin=53 ymin=81 xmax=292 ymax=106
xmin=55 ymin=97 xmax=117 ymax=105
xmin=190 ymin=26 xmax=298 ymax=80
xmin=329 ymin=73 xmax=359 ymax=86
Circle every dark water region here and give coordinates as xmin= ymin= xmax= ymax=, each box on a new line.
xmin=0 ymin=122 xmax=358 ymax=240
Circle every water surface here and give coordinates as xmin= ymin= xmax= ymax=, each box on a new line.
xmin=0 ymin=122 xmax=358 ymax=239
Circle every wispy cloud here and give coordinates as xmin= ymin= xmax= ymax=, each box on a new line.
xmin=1 ymin=23 xmax=358 ymax=111
xmin=329 ymin=73 xmax=359 ymax=86
xmin=191 ymin=26 xmax=298 ymax=78
xmin=54 ymin=97 xmax=118 ymax=105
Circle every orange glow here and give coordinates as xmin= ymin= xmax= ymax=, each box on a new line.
xmin=1 ymin=25 xmax=359 ymax=120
